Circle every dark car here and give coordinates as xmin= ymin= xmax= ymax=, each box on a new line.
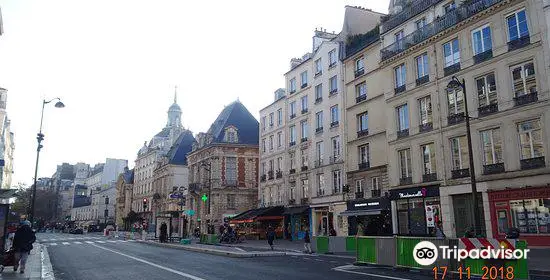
xmin=69 ymin=228 xmax=84 ymax=234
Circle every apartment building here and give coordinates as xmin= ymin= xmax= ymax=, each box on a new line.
xmin=379 ymin=0 xmax=550 ymax=245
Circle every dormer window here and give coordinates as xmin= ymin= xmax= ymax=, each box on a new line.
xmin=224 ymin=126 xmax=239 ymax=143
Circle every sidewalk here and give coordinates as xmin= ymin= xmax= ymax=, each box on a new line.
xmin=220 ymin=239 xmax=355 ymax=258
xmin=1 ymin=244 xmax=44 ymax=280
xmin=137 ymin=240 xmax=287 ymax=258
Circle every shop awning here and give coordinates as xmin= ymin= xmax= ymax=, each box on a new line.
xmin=230 ymin=206 xmax=285 ymax=224
xmin=283 ymin=206 xmax=309 ymax=215
xmin=0 ymin=189 xmax=16 ymax=199
xmin=339 ymin=210 xmax=382 ymax=216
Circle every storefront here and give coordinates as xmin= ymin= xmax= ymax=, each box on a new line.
xmin=390 ymin=185 xmax=441 ymax=236
xmin=488 ymin=187 xmax=550 ymax=246
xmin=230 ymin=206 xmax=285 ymax=240
xmin=311 ymin=206 xmax=333 ymax=236
xmin=283 ymin=206 xmax=310 ymax=240
xmin=340 ymin=197 xmax=391 ymax=236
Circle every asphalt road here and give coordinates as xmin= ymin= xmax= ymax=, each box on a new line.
xmin=38 ymin=233 xmax=435 ymax=280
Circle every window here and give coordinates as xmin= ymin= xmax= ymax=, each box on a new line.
xmin=227 ymin=194 xmax=236 ymax=209
xmin=269 ymin=135 xmax=274 ymax=151
xmin=358 ymin=112 xmax=368 ymax=132
xmin=225 ymin=157 xmax=237 ymax=185
xmin=331 ymin=136 xmax=341 ymax=159
xmin=396 ymin=104 xmax=409 ymax=131
xmin=395 ymin=30 xmax=404 ymax=49
xmin=262 ymin=139 xmax=266 ymax=152
xmin=277 ymin=132 xmax=282 ymax=148
xmin=277 ymin=109 xmax=282 ymax=126
xmin=301 ymin=71 xmax=308 ymax=87
xmin=302 ymin=179 xmax=309 ymax=198
xmin=416 ymin=17 xmax=426 ymax=30
xmin=355 ymin=179 xmax=364 ymax=193
xmin=261 ymin=162 xmax=266 ymax=176
xmin=394 ymin=64 xmax=406 ymax=88
xmin=447 ymin=87 xmax=464 ymax=115
xmin=355 ymin=57 xmax=364 ymax=71
xmin=356 ymin=82 xmax=367 ymax=98
xmin=372 ymin=177 xmax=380 ymax=190
xmin=315 ymin=84 xmax=322 ymax=100
xmin=444 ymin=1 xmax=456 ymax=14
xmin=300 ymin=120 xmax=308 ymax=139
xmin=416 ymin=53 xmax=429 ymax=79
xmin=261 ymin=116 xmax=266 ymax=131
xmin=277 ymin=157 xmax=282 ymax=171
xmin=511 ymin=61 xmax=536 ymax=97
xmin=301 ymin=95 xmax=308 ymax=112
xmin=269 ymin=113 xmax=274 ymax=127
xmin=480 ymin=128 xmax=503 ymax=165
xmin=476 ymin=73 xmax=497 ymax=107
xmin=289 ymin=78 xmax=296 ymax=93
xmin=421 ymin=143 xmax=436 ymax=174
xmin=317 ymin=174 xmax=325 ymax=196
xmin=472 ymin=25 xmax=492 ymax=55
xmin=290 ymin=185 xmax=295 ymax=200
xmin=301 ymin=149 xmax=308 ymax=167
xmin=315 ymin=58 xmax=322 ymax=74
xmin=450 ymin=136 xmax=469 ymax=170
xmin=225 ymin=127 xmax=238 ymax=143
xmin=290 ymin=101 xmax=296 ymax=116
xmin=443 ymin=38 xmax=460 ymax=67
xmin=289 ymin=125 xmax=296 ymax=143
xmin=418 ymin=96 xmax=432 ymax=125
xmin=398 ymin=149 xmax=412 ymax=179
xmin=316 ymin=111 xmax=323 ymax=129
xmin=316 ymin=141 xmax=324 ymax=162
xmin=290 ymin=152 xmax=295 ymax=170
xmin=518 ymin=119 xmax=544 ymax=160
xmin=105 ymin=197 xmax=109 ymax=204
xmin=359 ymin=144 xmax=369 ymax=164
xmin=330 ymin=105 xmax=339 ymax=123
xmin=269 ymin=160 xmax=273 ymax=172
xmin=329 ymin=49 xmax=337 ymax=66
xmin=329 ymin=76 xmax=337 ymax=93
xmin=507 ymin=9 xmax=529 ymax=41
xmin=333 ymin=170 xmax=342 ymax=193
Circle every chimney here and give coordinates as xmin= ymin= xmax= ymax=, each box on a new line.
xmin=290 ymin=58 xmax=303 ymax=69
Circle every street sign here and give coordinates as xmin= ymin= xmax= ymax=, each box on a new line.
xmin=169 ymin=193 xmax=182 ymax=199
xmin=201 ymin=194 xmax=208 ymax=202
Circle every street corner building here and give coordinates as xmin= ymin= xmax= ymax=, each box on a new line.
xmin=186 ymin=100 xmax=259 ymax=234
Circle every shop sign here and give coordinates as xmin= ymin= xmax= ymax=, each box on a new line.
xmin=346 ymin=197 xmax=390 ymax=211
xmin=389 ymin=186 xmax=440 ymax=200
xmin=488 ymin=187 xmax=550 ymax=201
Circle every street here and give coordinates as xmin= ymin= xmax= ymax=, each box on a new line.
xmin=38 ymin=233 xmax=433 ymax=280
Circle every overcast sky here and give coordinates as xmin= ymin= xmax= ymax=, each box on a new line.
xmin=0 ymin=0 xmax=388 ymax=186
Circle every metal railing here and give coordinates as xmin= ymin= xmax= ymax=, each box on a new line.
xmin=380 ymin=0 xmax=444 ymax=34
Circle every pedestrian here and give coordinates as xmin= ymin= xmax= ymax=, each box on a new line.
xmin=329 ymin=227 xmax=337 ymax=236
xmin=160 ymin=222 xmax=167 ymax=243
xmin=266 ymin=226 xmax=275 ymax=250
xmin=356 ymin=222 xmax=364 ymax=237
xmin=304 ymin=229 xmax=312 ymax=254
xmin=435 ymin=221 xmax=446 ymax=239
xmin=12 ymin=220 xmax=36 ymax=274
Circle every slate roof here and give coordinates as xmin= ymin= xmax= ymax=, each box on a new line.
xmin=154 ymin=127 xmax=171 ymax=138
xmin=122 ymin=168 xmax=134 ymax=184
xmin=206 ymin=100 xmax=259 ymax=145
xmin=167 ymin=129 xmax=195 ymax=165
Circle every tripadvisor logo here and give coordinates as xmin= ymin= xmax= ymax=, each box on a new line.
xmin=412 ymin=241 xmax=530 ymax=266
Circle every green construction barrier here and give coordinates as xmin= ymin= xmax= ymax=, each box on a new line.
xmin=463 ymin=240 xmax=529 ymax=280
xmin=207 ymin=234 xmax=219 ymax=244
xmin=200 ymin=234 xmax=207 ymax=243
xmin=396 ymin=237 xmax=422 ymax=268
xmin=356 ymin=237 xmax=376 ymax=264
xmin=346 ymin=236 xmax=357 ymax=252
xmin=507 ymin=240 xmax=529 ymax=280
xmin=316 ymin=236 xmax=329 ymax=254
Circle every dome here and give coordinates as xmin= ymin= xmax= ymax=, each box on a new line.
xmin=169 ymin=102 xmax=181 ymax=112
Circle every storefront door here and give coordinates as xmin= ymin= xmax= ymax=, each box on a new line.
xmin=452 ymin=193 xmax=486 ymax=237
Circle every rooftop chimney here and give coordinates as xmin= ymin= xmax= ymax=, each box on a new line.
xmin=290 ymin=58 xmax=303 ymax=69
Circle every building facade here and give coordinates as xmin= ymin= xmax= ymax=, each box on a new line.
xmin=0 ymin=87 xmax=14 ymax=189
xmin=115 ymin=167 xmax=134 ymax=227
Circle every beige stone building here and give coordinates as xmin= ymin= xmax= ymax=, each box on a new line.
xmin=115 ymin=168 xmax=134 ymax=228
xmin=378 ymin=0 xmax=550 ymax=245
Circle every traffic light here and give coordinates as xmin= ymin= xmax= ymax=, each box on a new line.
xmin=143 ymin=198 xmax=148 ymax=211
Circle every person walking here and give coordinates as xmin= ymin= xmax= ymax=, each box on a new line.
xmin=304 ymin=229 xmax=312 ymax=254
xmin=159 ymin=222 xmax=168 ymax=243
xmin=266 ymin=226 xmax=275 ymax=250
xmin=435 ymin=221 xmax=446 ymax=240
xmin=12 ymin=220 xmax=36 ymax=274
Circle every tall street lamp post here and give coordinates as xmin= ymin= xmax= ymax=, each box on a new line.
xmin=30 ymin=98 xmax=65 ymax=226
xmin=447 ymin=76 xmax=480 ymax=236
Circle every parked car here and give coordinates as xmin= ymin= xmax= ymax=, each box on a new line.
xmin=70 ymin=228 xmax=84 ymax=234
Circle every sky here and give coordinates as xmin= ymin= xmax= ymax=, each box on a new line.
xmin=0 ymin=0 xmax=388 ymax=186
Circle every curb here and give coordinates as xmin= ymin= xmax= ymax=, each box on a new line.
xmin=137 ymin=241 xmax=287 ymax=258
xmin=40 ymin=244 xmax=55 ymax=280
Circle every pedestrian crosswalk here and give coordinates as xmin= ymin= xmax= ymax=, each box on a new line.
xmin=38 ymin=236 xmax=104 ymax=242
xmin=43 ymin=239 xmax=136 ymax=247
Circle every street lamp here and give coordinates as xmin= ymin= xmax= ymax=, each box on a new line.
xmin=200 ymin=162 xmax=212 ymax=215
xmin=29 ymin=98 xmax=65 ymax=226
xmin=446 ymin=76 xmax=480 ymax=236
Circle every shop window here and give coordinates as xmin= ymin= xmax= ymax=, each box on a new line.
xmin=497 ymin=210 xmax=509 ymax=234
xmin=510 ymin=199 xmax=550 ymax=234
xmin=397 ymin=196 xmax=441 ymax=236
xmin=452 ymin=194 xmax=486 ymax=237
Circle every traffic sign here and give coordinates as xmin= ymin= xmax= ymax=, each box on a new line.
xmin=201 ymin=194 xmax=208 ymax=202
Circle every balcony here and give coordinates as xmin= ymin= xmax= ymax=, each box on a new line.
xmin=356 ymin=94 xmax=367 ymax=104
xmin=514 ymin=92 xmax=538 ymax=106
xmin=354 ymin=68 xmax=365 ymax=78
xmin=330 ymin=121 xmax=339 ymax=128
xmin=329 ymin=156 xmax=341 ymax=164
xmin=315 ymin=127 xmax=324 ymax=134
xmin=381 ymin=0 xmax=503 ymax=61
xmin=300 ymin=137 xmax=308 ymax=143
xmin=314 ymin=160 xmax=323 ymax=168
xmin=260 ymin=175 xmax=266 ymax=182
xmin=394 ymin=85 xmax=406 ymax=95
xmin=301 ymin=166 xmax=308 ymax=172
xmin=314 ymin=71 xmax=322 ymax=78
xmin=478 ymin=103 xmax=498 ymax=117
xmin=419 ymin=122 xmax=433 ymax=133
xmin=289 ymin=169 xmax=296 ymax=174
xmin=483 ymin=163 xmax=505 ymax=175
xmin=520 ymin=156 xmax=545 ymax=170
xmin=329 ymin=89 xmax=338 ymax=95
xmin=508 ymin=35 xmax=530 ymax=52
xmin=371 ymin=189 xmax=382 ymax=198
xmin=397 ymin=129 xmax=409 ymax=139
xmin=301 ymin=198 xmax=310 ymax=205
xmin=268 ymin=170 xmax=274 ymax=180
xmin=315 ymin=97 xmax=323 ymax=104
xmin=357 ymin=129 xmax=369 ymax=138
xmin=444 ymin=63 xmax=461 ymax=77
xmin=416 ymin=75 xmax=429 ymax=86
xmin=329 ymin=62 xmax=337 ymax=68
xmin=289 ymin=141 xmax=296 ymax=147
xmin=290 ymin=114 xmax=296 ymax=119
xmin=448 ymin=112 xmax=465 ymax=126
xmin=422 ymin=173 xmax=437 ymax=183
xmin=399 ymin=177 xmax=412 ymax=185
xmin=301 ymin=108 xmax=308 ymax=114
xmin=452 ymin=168 xmax=470 ymax=179
xmin=358 ymin=162 xmax=370 ymax=170
xmin=276 ymin=170 xmax=283 ymax=179
xmin=380 ymin=0 xmax=444 ymax=34
xmin=473 ymin=49 xmax=493 ymax=64
xmin=288 ymin=199 xmax=296 ymax=205
xmin=355 ymin=192 xmax=364 ymax=199
xmin=289 ymin=89 xmax=296 ymax=94
xmin=301 ymin=83 xmax=308 ymax=89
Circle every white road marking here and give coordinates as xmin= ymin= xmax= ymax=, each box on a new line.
xmin=108 ymin=240 xmax=117 ymax=243
xmin=314 ymin=259 xmax=324 ymax=262
xmin=96 ymin=241 xmax=106 ymax=243
xmin=234 ymin=247 xmax=245 ymax=252
xmin=91 ymin=244 xmax=206 ymax=280
xmin=303 ymin=257 xmax=311 ymax=260
xmin=48 ymin=243 xmax=57 ymax=246
xmin=118 ymin=240 xmax=127 ymax=243
xmin=74 ymin=242 xmax=82 ymax=244
xmin=85 ymin=241 xmax=94 ymax=244
xmin=62 ymin=242 xmax=70 ymax=245
xmin=332 ymin=265 xmax=412 ymax=280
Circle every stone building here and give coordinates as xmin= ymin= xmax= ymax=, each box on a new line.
xmin=187 ymin=100 xmax=259 ymax=233
xmin=115 ymin=167 xmax=134 ymax=228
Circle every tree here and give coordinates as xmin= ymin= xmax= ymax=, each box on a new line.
xmin=10 ymin=184 xmax=58 ymax=225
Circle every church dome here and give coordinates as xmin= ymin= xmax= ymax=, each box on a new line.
xmin=168 ymin=102 xmax=181 ymax=112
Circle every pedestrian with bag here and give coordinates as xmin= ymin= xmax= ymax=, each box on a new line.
xmin=12 ymin=220 xmax=36 ymax=274
xmin=159 ymin=222 xmax=168 ymax=243
xmin=304 ymin=229 xmax=312 ymax=254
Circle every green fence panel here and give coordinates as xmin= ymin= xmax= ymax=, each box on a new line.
xmin=396 ymin=238 xmax=422 ymax=268
xmin=346 ymin=236 xmax=357 ymax=252
xmin=356 ymin=237 xmax=376 ymax=264
xmin=316 ymin=236 xmax=329 ymax=254
xmin=209 ymin=234 xmax=219 ymax=244
xmin=505 ymin=240 xmax=529 ymax=280
xmin=463 ymin=258 xmax=485 ymax=275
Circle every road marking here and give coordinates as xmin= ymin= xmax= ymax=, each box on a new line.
xmin=314 ymin=258 xmax=324 ymax=262
xmin=108 ymin=240 xmax=117 ymax=243
xmin=234 ymin=247 xmax=245 ymax=252
xmin=330 ymin=260 xmax=339 ymax=263
xmin=332 ymin=265 xmax=412 ymax=280
xmin=118 ymin=240 xmax=127 ymax=243
xmin=91 ymin=244 xmax=206 ymax=280
xmin=85 ymin=241 xmax=94 ymax=244
xmin=62 ymin=242 xmax=70 ymax=245
xmin=74 ymin=241 xmax=82 ymax=244
xmin=96 ymin=241 xmax=106 ymax=243
xmin=303 ymin=257 xmax=311 ymax=260
xmin=48 ymin=243 xmax=57 ymax=246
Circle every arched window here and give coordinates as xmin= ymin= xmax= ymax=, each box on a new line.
xmin=224 ymin=126 xmax=239 ymax=143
